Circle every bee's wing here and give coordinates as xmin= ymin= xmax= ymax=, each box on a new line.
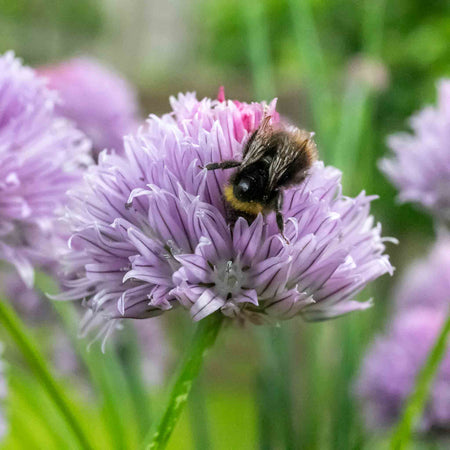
xmin=241 ymin=116 xmax=273 ymax=166
xmin=267 ymin=128 xmax=316 ymax=191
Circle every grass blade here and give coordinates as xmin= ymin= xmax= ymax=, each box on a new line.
xmin=362 ymin=0 xmax=387 ymax=56
xmin=287 ymin=0 xmax=335 ymax=154
xmin=0 ymin=298 xmax=93 ymax=450
xmin=119 ymin=323 xmax=154 ymax=439
xmin=332 ymin=82 xmax=370 ymax=189
xmin=52 ymin=301 xmax=140 ymax=450
xmin=242 ymin=0 xmax=275 ymax=100
xmin=37 ymin=271 xmax=142 ymax=450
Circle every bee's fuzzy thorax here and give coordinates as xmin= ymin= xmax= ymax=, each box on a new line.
xmin=224 ymin=184 xmax=264 ymax=215
xmin=291 ymin=127 xmax=318 ymax=167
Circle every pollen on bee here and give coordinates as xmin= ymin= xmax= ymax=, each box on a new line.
xmin=223 ymin=184 xmax=264 ymax=215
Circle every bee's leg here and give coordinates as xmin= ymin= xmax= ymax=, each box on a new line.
xmin=274 ymin=191 xmax=289 ymax=244
xmin=203 ymin=160 xmax=241 ymax=171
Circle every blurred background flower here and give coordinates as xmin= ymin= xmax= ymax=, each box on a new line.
xmin=394 ymin=233 xmax=450 ymax=312
xmin=356 ymin=308 xmax=450 ymax=435
xmin=0 ymin=52 xmax=91 ymax=287
xmin=133 ymin=320 xmax=169 ymax=387
xmin=380 ymin=80 xmax=450 ymax=225
xmin=0 ymin=271 xmax=43 ymax=321
xmin=356 ymin=232 xmax=450 ymax=440
xmin=37 ymin=57 xmax=140 ymax=157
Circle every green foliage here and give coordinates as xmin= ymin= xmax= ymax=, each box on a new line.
xmin=0 ymin=0 xmax=103 ymax=63
xmin=195 ymin=0 xmax=450 ymax=137
xmin=0 ymin=0 xmax=102 ymax=30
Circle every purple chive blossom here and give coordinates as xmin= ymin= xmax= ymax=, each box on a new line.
xmin=0 ymin=52 xmax=91 ymax=287
xmin=394 ymin=233 xmax=450 ymax=311
xmin=51 ymin=329 xmax=81 ymax=376
xmin=0 ymin=271 xmax=43 ymax=320
xmin=356 ymin=237 xmax=450 ymax=433
xmin=37 ymin=57 xmax=140 ymax=156
xmin=356 ymin=308 xmax=450 ymax=434
xmin=134 ymin=320 xmax=169 ymax=386
xmin=58 ymin=91 xmax=393 ymax=333
xmin=380 ymin=79 xmax=450 ymax=224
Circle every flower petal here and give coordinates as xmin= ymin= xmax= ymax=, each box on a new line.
xmin=191 ymin=289 xmax=225 ymax=321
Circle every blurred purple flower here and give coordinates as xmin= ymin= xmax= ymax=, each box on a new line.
xmin=380 ymin=80 xmax=450 ymax=224
xmin=0 ymin=270 xmax=43 ymax=319
xmin=0 ymin=270 xmax=80 ymax=376
xmin=394 ymin=233 xmax=450 ymax=311
xmin=356 ymin=308 xmax=450 ymax=434
xmin=58 ymin=92 xmax=393 ymax=333
xmin=51 ymin=329 xmax=80 ymax=376
xmin=37 ymin=57 xmax=140 ymax=157
xmin=134 ymin=320 xmax=169 ymax=386
xmin=0 ymin=52 xmax=91 ymax=287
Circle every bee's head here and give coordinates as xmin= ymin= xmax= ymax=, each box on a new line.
xmin=233 ymin=176 xmax=253 ymax=201
xmin=232 ymin=170 xmax=266 ymax=203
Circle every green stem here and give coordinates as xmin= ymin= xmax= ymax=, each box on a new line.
xmin=176 ymin=312 xmax=212 ymax=450
xmin=287 ymin=0 xmax=335 ymax=155
xmin=0 ymin=298 xmax=93 ymax=450
xmin=332 ymin=82 xmax=369 ymax=185
xmin=188 ymin=374 xmax=212 ymax=450
xmin=362 ymin=0 xmax=387 ymax=57
xmin=390 ymin=311 xmax=450 ymax=449
xmin=242 ymin=0 xmax=275 ymax=101
xmin=143 ymin=313 xmax=224 ymax=450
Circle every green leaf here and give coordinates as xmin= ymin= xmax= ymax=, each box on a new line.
xmin=0 ymin=298 xmax=93 ymax=450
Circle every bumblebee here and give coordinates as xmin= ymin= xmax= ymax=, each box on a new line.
xmin=205 ymin=116 xmax=317 ymax=241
